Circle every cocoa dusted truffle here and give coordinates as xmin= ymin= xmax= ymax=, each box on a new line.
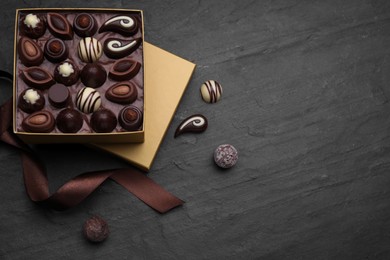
xmin=99 ymin=15 xmax=138 ymax=36
xmin=83 ymin=215 xmax=109 ymax=243
xmin=20 ymin=13 xmax=46 ymax=39
xmin=44 ymin=38 xmax=68 ymax=63
xmin=48 ymin=84 xmax=70 ymax=108
xmin=18 ymin=37 xmax=44 ymax=67
xmin=22 ymin=110 xmax=55 ymax=133
xmin=56 ymin=108 xmax=83 ymax=133
xmin=108 ymin=58 xmax=141 ymax=81
xmin=214 ymin=144 xmax=238 ymax=169
xmin=81 ymin=63 xmax=107 ymax=88
xmin=20 ymin=66 xmax=55 ymax=90
xmin=118 ymin=106 xmax=143 ymax=131
xmin=73 ymin=13 xmax=98 ymax=37
xmin=91 ymin=108 xmax=117 ymax=133
xmin=47 ymin=13 xmax=73 ymax=40
xmin=54 ymin=61 xmax=79 ymax=86
xmin=18 ymin=88 xmax=45 ymax=114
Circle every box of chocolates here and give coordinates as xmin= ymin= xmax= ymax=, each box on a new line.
xmin=13 ymin=8 xmax=145 ymax=143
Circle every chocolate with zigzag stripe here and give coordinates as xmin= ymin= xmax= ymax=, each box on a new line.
xmin=76 ymin=87 xmax=101 ymax=114
xmin=78 ymin=37 xmax=103 ymax=63
xmin=200 ymin=80 xmax=223 ymax=103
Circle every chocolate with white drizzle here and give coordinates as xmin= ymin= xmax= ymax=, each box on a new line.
xmin=103 ymin=38 xmax=142 ymax=59
xmin=200 ymin=80 xmax=223 ymax=103
xmin=174 ymin=114 xmax=208 ymax=138
xmin=99 ymin=15 xmax=138 ymax=36
xmin=76 ymin=87 xmax=102 ymax=114
xmin=78 ymin=37 xmax=103 ymax=63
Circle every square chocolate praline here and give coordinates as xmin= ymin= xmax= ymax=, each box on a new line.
xmin=13 ymin=8 xmax=145 ymax=143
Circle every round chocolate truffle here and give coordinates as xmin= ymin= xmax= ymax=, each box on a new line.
xmin=20 ymin=13 xmax=46 ymax=39
xmin=118 ymin=106 xmax=143 ymax=131
xmin=76 ymin=87 xmax=101 ymax=114
xmin=73 ymin=13 xmax=98 ymax=37
xmin=54 ymin=61 xmax=79 ymax=86
xmin=48 ymin=84 xmax=70 ymax=108
xmin=18 ymin=88 xmax=45 ymax=114
xmin=91 ymin=108 xmax=117 ymax=133
xmin=214 ymin=144 xmax=238 ymax=169
xmin=78 ymin=37 xmax=103 ymax=63
xmin=200 ymin=80 xmax=223 ymax=103
xmin=83 ymin=215 xmax=109 ymax=243
xmin=44 ymin=38 xmax=68 ymax=63
xmin=56 ymin=108 xmax=83 ymax=133
xmin=80 ymin=63 xmax=107 ymax=88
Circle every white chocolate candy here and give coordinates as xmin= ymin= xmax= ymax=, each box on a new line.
xmin=78 ymin=37 xmax=103 ymax=63
xmin=58 ymin=62 xmax=74 ymax=77
xmin=24 ymin=14 xmax=40 ymax=28
xmin=76 ymin=87 xmax=101 ymax=113
xmin=23 ymin=89 xmax=40 ymax=104
xmin=200 ymin=80 xmax=223 ymax=103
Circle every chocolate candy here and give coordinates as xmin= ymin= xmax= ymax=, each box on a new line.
xmin=18 ymin=88 xmax=45 ymax=114
xmin=76 ymin=87 xmax=101 ymax=113
xmin=20 ymin=13 xmax=46 ymax=39
xmin=44 ymin=38 xmax=68 ymax=63
xmin=214 ymin=144 xmax=238 ymax=169
xmin=20 ymin=66 xmax=55 ymax=89
xmin=200 ymin=80 xmax=223 ymax=103
xmin=83 ymin=215 xmax=109 ymax=243
xmin=18 ymin=37 xmax=44 ymax=67
xmin=108 ymin=58 xmax=141 ymax=81
xmin=78 ymin=37 xmax=103 ymax=63
xmin=91 ymin=108 xmax=117 ymax=133
xmin=174 ymin=114 xmax=208 ymax=138
xmin=73 ymin=13 xmax=98 ymax=37
xmin=48 ymin=84 xmax=70 ymax=108
xmin=80 ymin=63 xmax=107 ymax=88
xmin=54 ymin=61 xmax=79 ymax=86
xmin=103 ymin=38 xmax=142 ymax=59
xmin=118 ymin=106 xmax=143 ymax=131
xmin=99 ymin=15 xmax=138 ymax=37
xmin=47 ymin=13 xmax=73 ymax=40
xmin=105 ymin=82 xmax=137 ymax=104
xmin=22 ymin=110 xmax=55 ymax=133
xmin=56 ymin=108 xmax=83 ymax=133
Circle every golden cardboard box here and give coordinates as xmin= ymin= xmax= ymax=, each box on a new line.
xmin=13 ymin=8 xmax=146 ymax=143
xmin=92 ymin=42 xmax=196 ymax=171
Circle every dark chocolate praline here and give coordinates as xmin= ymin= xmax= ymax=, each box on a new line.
xmin=20 ymin=66 xmax=55 ymax=90
xmin=22 ymin=110 xmax=55 ymax=133
xmin=99 ymin=15 xmax=138 ymax=37
xmin=73 ymin=13 xmax=98 ymax=37
xmin=91 ymin=108 xmax=117 ymax=133
xmin=18 ymin=88 xmax=45 ymax=114
xmin=44 ymin=38 xmax=68 ymax=63
xmin=54 ymin=61 xmax=80 ymax=86
xmin=18 ymin=37 xmax=44 ymax=67
xmin=48 ymin=84 xmax=70 ymax=108
xmin=81 ymin=63 xmax=107 ymax=88
xmin=47 ymin=13 xmax=73 ymax=40
xmin=56 ymin=108 xmax=83 ymax=133
xmin=105 ymin=81 xmax=138 ymax=104
xmin=118 ymin=105 xmax=143 ymax=131
xmin=108 ymin=58 xmax=141 ymax=81
xmin=20 ymin=13 xmax=46 ymax=39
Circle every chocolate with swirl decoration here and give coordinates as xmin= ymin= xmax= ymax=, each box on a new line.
xmin=103 ymin=38 xmax=142 ymax=59
xmin=99 ymin=15 xmax=138 ymax=36
xmin=174 ymin=114 xmax=208 ymax=138
xmin=200 ymin=80 xmax=223 ymax=103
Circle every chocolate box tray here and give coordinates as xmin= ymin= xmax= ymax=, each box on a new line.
xmin=13 ymin=8 xmax=145 ymax=144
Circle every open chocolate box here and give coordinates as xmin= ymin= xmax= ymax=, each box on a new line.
xmin=13 ymin=8 xmax=145 ymax=143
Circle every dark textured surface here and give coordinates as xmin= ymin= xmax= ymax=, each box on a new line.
xmin=1 ymin=0 xmax=390 ymax=259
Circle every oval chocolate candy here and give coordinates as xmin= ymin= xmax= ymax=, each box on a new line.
xmin=20 ymin=66 xmax=55 ymax=89
xmin=47 ymin=13 xmax=73 ymax=40
xmin=22 ymin=110 xmax=55 ymax=133
xmin=108 ymin=58 xmax=141 ymax=81
xmin=18 ymin=37 xmax=44 ymax=67
xmin=103 ymin=38 xmax=142 ymax=59
xmin=98 ymin=15 xmax=138 ymax=37
xmin=174 ymin=114 xmax=208 ymax=138
xmin=105 ymin=82 xmax=138 ymax=104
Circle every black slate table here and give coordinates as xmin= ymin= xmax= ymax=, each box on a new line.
xmin=1 ymin=0 xmax=390 ymax=259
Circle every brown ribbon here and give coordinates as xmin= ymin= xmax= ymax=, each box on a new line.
xmin=0 ymin=71 xmax=183 ymax=213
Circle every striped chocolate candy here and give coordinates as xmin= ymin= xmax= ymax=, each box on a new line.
xmin=78 ymin=37 xmax=103 ymax=63
xmin=200 ymin=80 xmax=223 ymax=103
xmin=76 ymin=87 xmax=101 ymax=113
